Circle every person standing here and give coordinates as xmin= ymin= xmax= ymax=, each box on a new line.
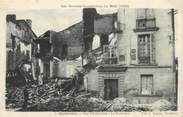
xmin=23 ymin=86 xmax=29 ymax=110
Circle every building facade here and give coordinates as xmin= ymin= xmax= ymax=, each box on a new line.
xmin=87 ymin=8 xmax=176 ymax=104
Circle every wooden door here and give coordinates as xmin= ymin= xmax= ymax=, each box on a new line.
xmin=104 ymin=79 xmax=118 ymax=100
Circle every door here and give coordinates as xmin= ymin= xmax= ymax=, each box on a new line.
xmin=104 ymin=79 xmax=118 ymax=100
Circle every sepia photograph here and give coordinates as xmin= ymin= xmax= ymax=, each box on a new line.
xmin=5 ymin=8 xmax=178 ymax=112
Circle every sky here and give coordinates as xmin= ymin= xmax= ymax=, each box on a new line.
xmin=7 ymin=8 xmax=179 ymax=56
xmin=7 ymin=8 xmax=117 ymax=37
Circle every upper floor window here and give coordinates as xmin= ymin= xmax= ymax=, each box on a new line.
xmin=102 ymin=45 xmax=117 ymax=64
xmin=137 ymin=9 xmax=155 ymax=19
xmin=134 ymin=9 xmax=159 ymax=32
xmin=138 ymin=34 xmax=155 ymax=65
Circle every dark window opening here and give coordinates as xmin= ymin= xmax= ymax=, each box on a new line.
xmin=11 ymin=34 xmax=16 ymax=51
xmin=62 ymin=44 xmax=68 ymax=59
xmin=26 ymin=50 xmax=30 ymax=60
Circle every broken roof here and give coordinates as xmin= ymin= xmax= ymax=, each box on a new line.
xmin=16 ymin=20 xmax=37 ymax=39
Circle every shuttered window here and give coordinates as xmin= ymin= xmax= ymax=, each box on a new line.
xmin=141 ymin=75 xmax=153 ymax=95
xmin=136 ymin=9 xmax=156 ymax=29
xmin=137 ymin=9 xmax=155 ymax=19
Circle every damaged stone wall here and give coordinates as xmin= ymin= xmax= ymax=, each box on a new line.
xmin=94 ymin=14 xmax=116 ymax=34
xmin=50 ymin=59 xmax=82 ymax=78
xmin=84 ymin=69 xmax=98 ymax=91
xmin=6 ymin=15 xmax=36 ymax=71
xmin=51 ymin=22 xmax=84 ymax=60
xmin=83 ymin=8 xmax=96 ymax=52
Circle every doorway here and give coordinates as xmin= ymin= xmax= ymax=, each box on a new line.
xmin=104 ymin=79 xmax=118 ymax=100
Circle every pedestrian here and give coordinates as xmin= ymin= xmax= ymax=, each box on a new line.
xmin=23 ymin=86 xmax=29 ymax=110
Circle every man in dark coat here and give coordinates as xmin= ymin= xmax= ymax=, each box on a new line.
xmin=23 ymin=86 xmax=29 ymax=110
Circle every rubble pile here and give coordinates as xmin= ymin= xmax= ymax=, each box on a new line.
xmin=27 ymin=82 xmax=59 ymax=105
xmin=150 ymin=99 xmax=177 ymax=111
xmin=6 ymin=81 xmax=59 ymax=109
xmin=6 ymin=76 xmax=176 ymax=111
xmin=25 ymin=96 xmax=152 ymax=111
xmin=25 ymin=96 xmax=109 ymax=111
xmin=108 ymin=98 xmax=151 ymax=111
xmin=6 ymin=85 xmax=176 ymax=112
xmin=6 ymin=87 xmax=24 ymax=108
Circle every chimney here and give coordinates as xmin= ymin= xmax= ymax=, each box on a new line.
xmin=26 ymin=19 xmax=32 ymax=28
xmin=6 ymin=14 xmax=16 ymax=23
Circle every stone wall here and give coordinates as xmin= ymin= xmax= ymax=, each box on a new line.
xmin=125 ymin=67 xmax=174 ymax=96
xmin=95 ymin=66 xmax=175 ymax=101
xmin=117 ymin=8 xmax=173 ymax=66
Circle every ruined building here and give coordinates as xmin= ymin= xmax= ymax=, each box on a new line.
xmin=31 ymin=8 xmax=176 ymax=104
xmin=6 ymin=15 xmax=37 ymax=85
xmin=84 ymin=8 xmax=176 ymax=104
xmin=34 ymin=22 xmax=83 ymax=80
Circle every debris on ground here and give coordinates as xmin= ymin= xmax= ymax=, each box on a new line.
xmin=150 ymin=99 xmax=176 ymax=111
xmin=6 ymin=87 xmax=24 ymax=108
xmin=6 ymin=69 xmax=177 ymax=112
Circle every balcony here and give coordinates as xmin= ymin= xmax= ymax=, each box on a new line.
xmin=103 ymin=57 xmax=118 ymax=64
xmin=134 ymin=18 xmax=159 ymax=32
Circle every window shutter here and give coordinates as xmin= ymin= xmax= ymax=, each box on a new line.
xmin=141 ymin=75 xmax=153 ymax=95
xmin=137 ymin=9 xmax=146 ymax=19
xmin=146 ymin=9 xmax=155 ymax=19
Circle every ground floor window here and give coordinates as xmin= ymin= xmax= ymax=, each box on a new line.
xmin=141 ymin=75 xmax=153 ymax=95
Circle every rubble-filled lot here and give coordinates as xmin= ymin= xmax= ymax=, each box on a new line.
xmin=6 ymin=81 xmax=177 ymax=112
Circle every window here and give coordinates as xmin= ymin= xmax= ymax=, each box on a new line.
xmin=137 ymin=34 xmax=156 ymax=64
xmin=137 ymin=9 xmax=146 ymax=19
xmin=138 ymin=34 xmax=150 ymax=64
xmin=135 ymin=9 xmax=157 ymax=32
xmin=137 ymin=9 xmax=155 ymax=19
xmin=136 ymin=19 xmax=146 ymax=29
xmin=62 ymin=44 xmax=68 ymax=59
xmin=119 ymin=55 xmax=125 ymax=61
xmin=103 ymin=45 xmax=117 ymax=64
xmin=11 ymin=34 xmax=16 ymax=50
xmin=146 ymin=19 xmax=156 ymax=28
xmin=26 ymin=50 xmax=30 ymax=60
xmin=141 ymin=75 xmax=153 ymax=95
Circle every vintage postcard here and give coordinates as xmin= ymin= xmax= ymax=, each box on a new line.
xmin=0 ymin=0 xmax=182 ymax=117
